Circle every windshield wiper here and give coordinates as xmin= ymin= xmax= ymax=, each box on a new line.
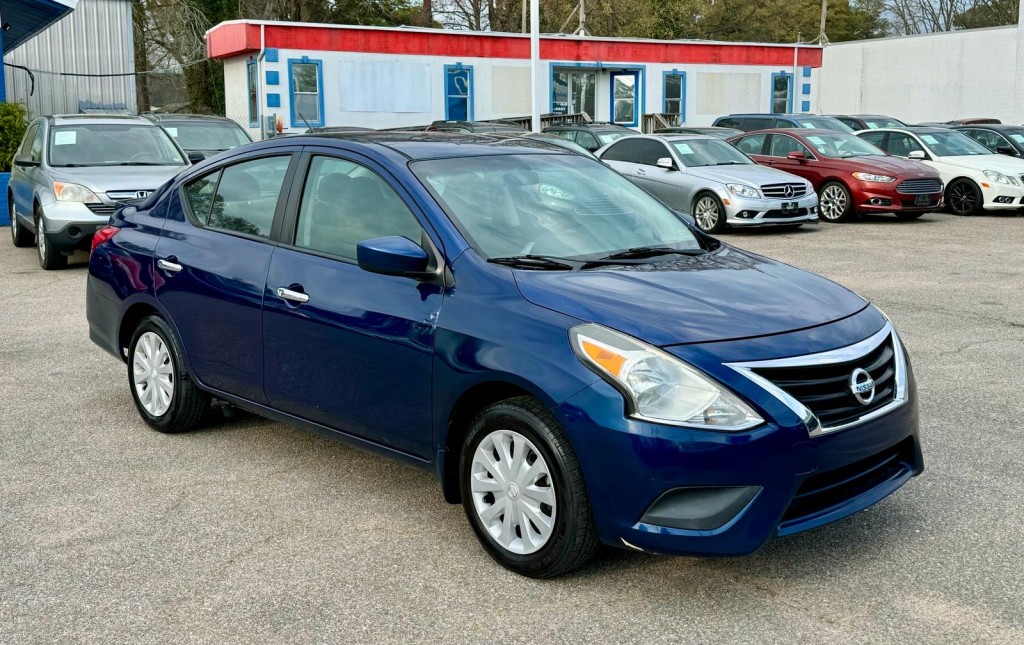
xmin=113 ymin=162 xmax=175 ymax=166
xmin=598 ymin=246 xmax=707 ymax=261
xmin=487 ymin=255 xmax=576 ymax=270
xmin=715 ymin=161 xmax=747 ymax=165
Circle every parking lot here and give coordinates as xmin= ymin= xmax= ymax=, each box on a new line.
xmin=1 ymin=212 xmax=1022 ymax=644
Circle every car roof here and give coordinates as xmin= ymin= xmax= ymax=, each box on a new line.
xmin=952 ymin=123 xmax=1024 ymax=131
xmin=546 ymin=122 xmax=629 ymax=130
xmin=260 ymin=131 xmax=571 ymax=160
xmin=144 ymin=113 xmax=238 ymax=123
xmin=648 ymin=134 xmax=718 ymax=142
xmin=724 ymin=113 xmax=829 ymax=119
xmin=50 ymin=114 xmax=156 ymax=126
xmin=749 ymin=128 xmax=843 ymax=136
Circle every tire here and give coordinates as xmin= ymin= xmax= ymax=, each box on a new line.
xmin=818 ymin=181 xmax=855 ymax=222
xmin=692 ymin=192 xmax=726 ymax=233
xmin=946 ymin=179 xmax=982 ymax=216
xmin=895 ymin=212 xmax=925 ymax=221
xmin=460 ymin=396 xmax=598 ymax=578
xmin=128 ymin=315 xmax=209 ymax=433
xmin=9 ymin=197 xmax=34 ymax=247
xmin=35 ymin=208 xmax=67 ymax=270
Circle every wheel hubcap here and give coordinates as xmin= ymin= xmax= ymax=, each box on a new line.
xmin=820 ymin=185 xmax=848 ymax=220
xmin=470 ymin=429 xmax=556 ymax=555
xmin=133 ymin=332 xmax=174 ymax=417
xmin=950 ymin=184 xmax=975 ymax=213
xmin=694 ymin=197 xmax=720 ymax=231
xmin=9 ymin=203 xmax=16 ymax=240
xmin=37 ymin=218 xmax=45 ymax=259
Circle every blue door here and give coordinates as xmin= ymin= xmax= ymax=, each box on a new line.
xmin=261 ymin=152 xmax=444 ymax=458
xmin=155 ymin=152 xmax=297 ymax=403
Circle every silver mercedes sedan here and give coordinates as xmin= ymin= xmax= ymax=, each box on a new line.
xmin=598 ymin=134 xmax=819 ymax=233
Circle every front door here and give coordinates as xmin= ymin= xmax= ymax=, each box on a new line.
xmin=610 ymin=71 xmax=639 ymax=128
xmin=11 ymin=124 xmax=44 ymax=224
xmin=553 ymin=70 xmax=596 ymax=118
xmin=261 ymin=152 xmax=443 ymax=458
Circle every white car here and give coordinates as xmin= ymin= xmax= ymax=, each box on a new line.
xmin=855 ymin=127 xmax=1024 ymax=215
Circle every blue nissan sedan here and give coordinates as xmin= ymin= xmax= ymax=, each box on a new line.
xmin=86 ymin=132 xmax=923 ymax=578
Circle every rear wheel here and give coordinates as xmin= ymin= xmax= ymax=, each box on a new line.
xmin=692 ymin=192 xmax=726 ymax=233
xmin=819 ymin=182 xmax=854 ymax=222
xmin=946 ymin=179 xmax=982 ymax=216
xmin=460 ymin=396 xmax=598 ymax=578
xmin=35 ymin=209 xmax=67 ymax=270
xmin=128 ymin=316 xmax=209 ymax=433
xmin=10 ymin=198 xmax=34 ymax=247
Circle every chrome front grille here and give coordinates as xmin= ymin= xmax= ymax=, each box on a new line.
xmin=761 ymin=183 xmax=807 ymax=199
xmin=896 ymin=178 xmax=943 ymax=194
xmin=85 ymin=203 xmax=116 ymax=216
xmin=107 ymin=190 xmax=153 ymax=202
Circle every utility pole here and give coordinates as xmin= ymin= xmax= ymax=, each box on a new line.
xmin=530 ymin=0 xmax=540 ymax=131
xmin=522 ymin=0 xmax=527 ymax=33
xmin=818 ymin=0 xmax=830 ymax=45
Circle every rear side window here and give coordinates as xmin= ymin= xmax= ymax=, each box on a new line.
xmin=740 ymin=118 xmax=773 ymax=130
xmin=715 ymin=118 xmax=739 ymax=128
xmin=183 ymin=156 xmax=291 ymax=238
xmin=772 ymin=119 xmax=798 ymax=129
xmin=733 ymin=133 xmax=767 ymax=155
xmin=601 ymin=138 xmax=668 ymax=165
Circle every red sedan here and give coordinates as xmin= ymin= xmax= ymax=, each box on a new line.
xmin=729 ymin=129 xmax=944 ymax=222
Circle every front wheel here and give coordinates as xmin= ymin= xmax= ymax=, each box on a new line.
xmin=10 ymin=199 xmax=34 ymax=247
xmin=692 ymin=192 xmax=726 ymax=233
xmin=819 ymin=182 xmax=854 ymax=222
xmin=128 ymin=316 xmax=209 ymax=433
xmin=35 ymin=212 xmax=67 ymax=270
xmin=946 ymin=179 xmax=982 ymax=216
xmin=460 ymin=397 xmax=598 ymax=578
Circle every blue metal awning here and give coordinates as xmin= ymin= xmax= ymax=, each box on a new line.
xmin=0 ymin=0 xmax=78 ymax=53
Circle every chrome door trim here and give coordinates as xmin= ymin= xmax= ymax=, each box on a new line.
xmin=156 ymin=259 xmax=183 ymax=273
xmin=276 ymin=287 xmax=310 ymax=304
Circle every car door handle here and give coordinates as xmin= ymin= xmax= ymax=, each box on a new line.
xmin=157 ymin=258 xmax=183 ymax=273
xmin=636 ymin=168 xmax=647 ymax=175
xmin=276 ymin=287 xmax=310 ymax=304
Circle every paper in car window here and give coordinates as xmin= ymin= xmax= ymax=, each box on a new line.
xmin=676 ymin=143 xmax=694 ymax=154
xmin=54 ymin=131 xmax=77 ymax=146
xmin=867 ymin=124 xmax=878 ymax=129
xmin=1011 ymin=134 xmax=1024 ymax=144
xmin=165 ymin=127 xmax=178 ymax=138
xmin=921 ymin=135 xmax=939 ymax=145
xmin=807 ymin=136 xmax=826 ymax=145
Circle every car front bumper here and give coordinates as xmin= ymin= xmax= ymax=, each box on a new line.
xmin=980 ymin=183 xmax=1024 ymax=210
xmin=722 ymin=191 xmax=820 ymax=226
xmin=39 ymin=200 xmax=112 ymax=250
xmin=852 ymin=180 xmax=943 ymax=213
xmin=555 ymin=311 xmax=922 ymax=556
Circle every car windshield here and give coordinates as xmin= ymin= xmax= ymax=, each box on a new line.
xmin=803 ymin=132 xmax=885 ymax=158
xmin=862 ymin=118 xmax=905 ymax=129
xmin=49 ymin=124 xmax=187 ymax=167
xmin=412 ymin=154 xmax=702 ymax=260
xmin=919 ymin=130 xmax=993 ymax=156
xmin=702 ymin=128 xmax=742 ymax=139
xmin=163 ymin=121 xmax=251 ymax=151
xmin=597 ymin=131 xmax=629 ymax=145
xmin=796 ymin=117 xmax=853 ymax=133
xmin=672 ymin=139 xmax=752 ymax=167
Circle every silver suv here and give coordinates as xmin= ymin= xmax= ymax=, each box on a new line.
xmin=8 ymin=114 xmax=190 ymax=269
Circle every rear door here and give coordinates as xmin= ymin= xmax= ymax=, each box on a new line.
xmin=261 ymin=149 xmax=444 ymax=458
xmin=154 ymin=150 xmax=299 ymax=403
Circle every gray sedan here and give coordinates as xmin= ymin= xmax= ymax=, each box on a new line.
xmin=9 ymin=114 xmax=191 ymax=269
xmin=598 ymin=134 xmax=819 ymax=233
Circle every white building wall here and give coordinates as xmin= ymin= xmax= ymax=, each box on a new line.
xmin=819 ymin=26 xmax=1019 ymax=124
xmin=226 ymin=46 xmax=816 ymax=135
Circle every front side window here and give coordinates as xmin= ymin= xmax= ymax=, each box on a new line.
xmin=27 ymin=125 xmax=44 ymax=162
xmin=247 ymin=61 xmax=258 ymax=127
xmin=48 ymin=124 xmax=186 ymax=168
xmin=962 ymin=129 xmax=1007 ymax=152
xmin=733 ymin=133 xmax=767 ymax=155
xmin=771 ymin=73 xmax=791 ymax=114
xmin=185 ymin=156 xmax=291 ymax=238
xmin=413 ymin=154 xmax=701 ymax=260
xmin=295 ymin=156 xmax=423 ymax=261
xmin=290 ymin=59 xmax=323 ymax=127
xmin=858 ymin=131 xmax=887 ymax=149
xmin=886 ymin=133 xmax=925 ymax=157
xmin=664 ymin=73 xmax=685 ymax=115
xmin=445 ymin=65 xmax=473 ymax=121
xmin=602 ymin=139 xmax=667 ymax=165
xmin=672 ymin=139 xmax=753 ymax=167
xmin=767 ymin=135 xmax=814 ymax=159
xmin=802 ymin=132 xmax=886 ymax=158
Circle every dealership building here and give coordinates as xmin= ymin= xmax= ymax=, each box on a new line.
xmin=206 ymin=20 xmax=823 ymax=134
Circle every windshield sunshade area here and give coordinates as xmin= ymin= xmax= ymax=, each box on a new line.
xmin=412 ymin=154 xmax=702 ymax=261
xmin=919 ymin=131 xmax=994 ymax=156
xmin=49 ymin=124 xmax=187 ymax=167
xmin=672 ymin=139 xmax=752 ymax=167
xmin=165 ymin=122 xmax=251 ymax=151
xmin=803 ymin=133 xmax=885 ymax=158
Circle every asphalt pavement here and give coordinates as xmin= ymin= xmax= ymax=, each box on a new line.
xmin=1 ymin=212 xmax=1022 ymax=644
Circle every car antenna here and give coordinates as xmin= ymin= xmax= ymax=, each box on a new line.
xmin=298 ymin=112 xmax=313 ymax=131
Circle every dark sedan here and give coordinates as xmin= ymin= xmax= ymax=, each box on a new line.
xmin=954 ymin=124 xmax=1024 ymax=158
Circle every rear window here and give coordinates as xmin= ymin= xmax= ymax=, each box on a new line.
xmin=48 ymin=123 xmax=187 ymax=168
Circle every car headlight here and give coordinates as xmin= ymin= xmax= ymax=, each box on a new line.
xmin=851 ymin=172 xmax=895 ymax=183
xmin=53 ymin=182 xmax=102 ymax=204
xmin=983 ymin=170 xmax=1010 ymax=184
xmin=726 ymin=183 xmax=762 ymax=199
xmin=570 ymin=323 xmax=763 ymax=431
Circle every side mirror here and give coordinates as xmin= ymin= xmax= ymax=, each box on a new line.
xmin=356 ymin=236 xmax=430 ymax=278
xmin=187 ymin=151 xmax=207 ymax=164
xmin=908 ymin=150 xmax=926 ymax=160
xmin=996 ymin=145 xmax=1016 ymax=156
xmin=786 ymin=151 xmax=807 ymax=161
xmin=13 ymin=154 xmax=39 ymax=167
xmin=656 ymin=157 xmax=676 ymax=170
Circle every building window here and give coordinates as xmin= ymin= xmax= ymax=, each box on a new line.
xmin=611 ymin=71 xmax=639 ymax=127
xmin=663 ymin=72 xmax=685 ymax=116
xmin=289 ymin=58 xmax=324 ymax=128
xmin=771 ymin=72 xmax=793 ymax=114
xmin=444 ymin=65 xmax=473 ymax=121
xmin=247 ymin=60 xmax=258 ymax=127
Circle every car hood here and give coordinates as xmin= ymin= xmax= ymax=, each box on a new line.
xmin=49 ymin=166 xmax=187 ymax=195
xmin=684 ymin=164 xmax=809 ymax=188
xmin=939 ymin=154 xmax=1024 ymax=175
xmin=514 ymin=245 xmax=868 ymax=347
xmin=836 ymin=155 xmax=937 ymax=176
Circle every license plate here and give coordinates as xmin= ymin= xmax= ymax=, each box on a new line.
xmin=914 ymin=195 xmax=931 ymax=206
xmin=781 ymin=202 xmax=798 ymax=213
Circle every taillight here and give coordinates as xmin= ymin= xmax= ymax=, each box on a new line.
xmin=91 ymin=225 xmax=119 ymax=253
